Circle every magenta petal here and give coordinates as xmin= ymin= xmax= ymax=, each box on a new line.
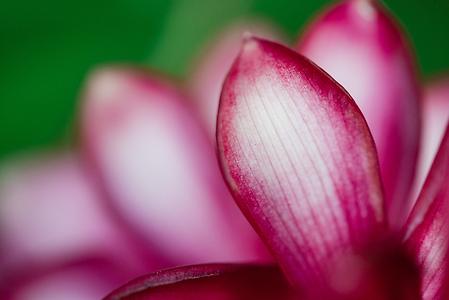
xmin=405 ymin=125 xmax=449 ymax=300
xmin=188 ymin=20 xmax=283 ymax=140
xmin=3 ymin=259 xmax=128 ymax=300
xmin=0 ymin=152 xmax=148 ymax=276
xmin=104 ymin=264 xmax=294 ymax=300
xmin=81 ymin=67 xmax=268 ymax=264
xmin=413 ymin=78 xmax=449 ymax=199
xmin=297 ymin=0 xmax=421 ymax=227
xmin=314 ymin=241 xmax=420 ymax=300
xmin=217 ymin=37 xmax=385 ymax=287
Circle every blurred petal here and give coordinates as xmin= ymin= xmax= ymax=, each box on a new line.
xmin=2 ymin=259 xmax=127 ymax=300
xmin=188 ymin=20 xmax=283 ymax=140
xmin=297 ymin=0 xmax=421 ymax=227
xmin=104 ymin=264 xmax=294 ymax=300
xmin=0 ymin=152 xmax=149 ymax=276
xmin=413 ymin=78 xmax=449 ymax=199
xmin=217 ymin=37 xmax=385 ymax=287
xmin=404 ymin=125 xmax=449 ymax=300
xmin=81 ymin=67 xmax=268 ymax=264
xmin=318 ymin=241 xmax=420 ymax=300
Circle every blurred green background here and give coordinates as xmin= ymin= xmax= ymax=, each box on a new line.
xmin=1 ymin=0 xmax=448 ymax=161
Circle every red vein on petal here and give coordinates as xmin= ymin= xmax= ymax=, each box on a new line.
xmin=261 ymin=82 xmax=341 ymax=266
xmin=282 ymin=79 xmax=350 ymax=246
xmin=238 ymin=88 xmax=317 ymax=277
xmin=286 ymin=66 xmax=377 ymax=244
xmin=284 ymin=66 xmax=365 ymax=250
xmin=300 ymin=71 xmax=373 ymax=243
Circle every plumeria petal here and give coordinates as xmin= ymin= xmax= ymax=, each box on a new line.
xmin=0 ymin=152 xmax=149 ymax=276
xmin=81 ymin=66 xmax=268 ymax=264
xmin=413 ymin=77 xmax=449 ymax=199
xmin=188 ymin=20 xmax=283 ymax=140
xmin=104 ymin=264 xmax=294 ymax=300
xmin=405 ymin=125 xmax=449 ymax=300
xmin=297 ymin=0 xmax=421 ymax=227
xmin=217 ymin=37 xmax=385 ymax=287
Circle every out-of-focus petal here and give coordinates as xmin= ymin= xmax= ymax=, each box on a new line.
xmin=297 ymin=0 xmax=421 ymax=228
xmin=0 ymin=152 xmax=149 ymax=276
xmin=217 ymin=37 xmax=385 ymax=287
xmin=81 ymin=67 xmax=268 ymax=264
xmin=104 ymin=264 xmax=295 ymax=300
xmin=404 ymin=125 xmax=449 ymax=300
xmin=318 ymin=240 xmax=420 ymax=300
xmin=413 ymin=78 xmax=449 ymax=199
xmin=2 ymin=258 xmax=127 ymax=300
xmin=188 ymin=20 xmax=283 ymax=140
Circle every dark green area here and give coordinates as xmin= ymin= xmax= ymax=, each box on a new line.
xmin=1 ymin=0 xmax=448 ymax=160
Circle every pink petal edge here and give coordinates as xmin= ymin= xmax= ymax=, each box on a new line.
xmin=412 ymin=77 xmax=449 ymax=200
xmin=103 ymin=264 xmax=294 ymax=300
xmin=405 ymin=124 xmax=449 ymax=300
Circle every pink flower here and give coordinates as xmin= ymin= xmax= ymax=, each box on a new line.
xmin=1 ymin=1 xmax=449 ymax=299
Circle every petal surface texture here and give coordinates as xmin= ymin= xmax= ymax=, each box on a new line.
xmin=405 ymin=125 xmax=449 ymax=300
xmin=217 ymin=37 xmax=384 ymax=287
xmin=81 ymin=67 xmax=267 ymax=264
xmin=297 ymin=0 xmax=421 ymax=227
xmin=104 ymin=264 xmax=294 ymax=300
xmin=413 ymin=78 xmax=449 ymax=199
xmin=0 ymin=152 xmax=148 ymax=276
xmin=188 ymin=20 xmax=282 ymax=140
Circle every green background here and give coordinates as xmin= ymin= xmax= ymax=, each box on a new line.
xmin=1 ymin=0 xmax=448 ymax=161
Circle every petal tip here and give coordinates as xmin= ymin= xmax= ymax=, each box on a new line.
xmin=241 ymin=31 xmax=254 ymax=42
xmin=240 ymin=35 xmax=264 ymax=58
xmin=352 ymin=0 xmax=376 ymax=21
xmin=84 ymin=67 xmax=130 ymax=107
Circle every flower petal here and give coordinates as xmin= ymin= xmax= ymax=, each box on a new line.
xmin=188 ymin=20 xmax=283 ymax=140
xmin=2 ymin=258 xmax=128 ymax=300
xmin=104 ymin=264 xmax=294 ymax=300
xmin=217 ymin=37 xmax=385 ymax=287
xmin=316 ymin=240 xmax=420 ymax=300
xmin=297 ymin=0 xmax=421 ymax=227
xmin=0 ymin=151 xmax=149 ymax=276
xmin=81 ymin=67 xmax=268 ymax=264
xmin=405 ymin=125 xmax=449 ymax=300
xmin=413 ymin=78 xmax=449 ymax=199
